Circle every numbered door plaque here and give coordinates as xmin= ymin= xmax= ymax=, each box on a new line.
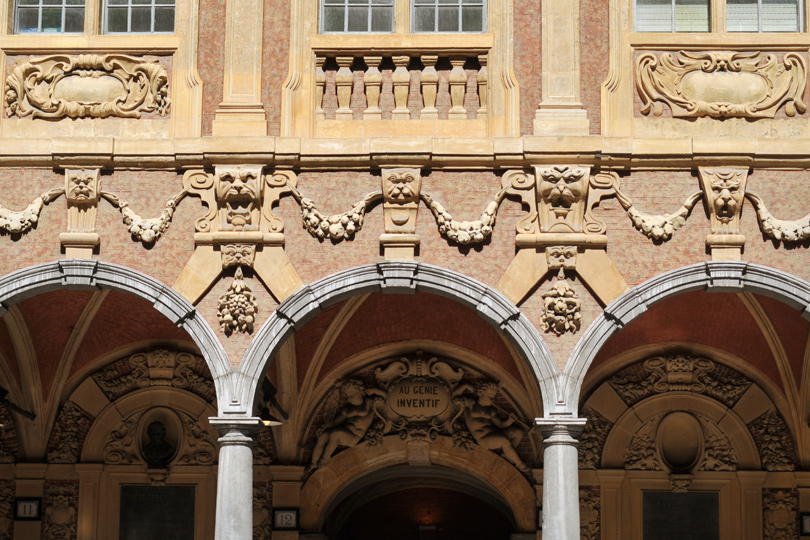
xmin=273 ymin=508 xmax=299 ymax=530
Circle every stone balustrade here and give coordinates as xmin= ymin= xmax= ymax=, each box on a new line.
xmin=315 ymin=53 xmax=488 ymax=121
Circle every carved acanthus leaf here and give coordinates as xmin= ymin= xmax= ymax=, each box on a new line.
xmin=579 ymin=407 xmax=613 ymax=470
xmin=0 ymin=187 xmax=63 ymax=236
xmin=749 ymin=409 xmax=795 ymax=472
xmin=420 ymin=186 xmax=507 ymax=245
xmin=46 ymin=401 xmax=92 ymax=464
xmin=746 ymin=191 xmax=810 ymax=243
xmin=624 ymin=416 xmax=662 ymax=470
xmin=101 ymin=188 xmax=187 ymax=245
xmin=615 ymin=188 xmax=703 ymax=242
xmin=637 ymin=51 xmax=807 ymax=119
xmin=6 ymin=54 xmax=170 ymax=119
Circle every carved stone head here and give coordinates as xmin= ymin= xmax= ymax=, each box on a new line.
xmin=66 ymin=169 xmax=100 ymax=204
xmin=215 ymin=166 xmax=263 ymax=231
xmin=709 ymin=171 xmax=745 ymax=223
xmin=536 ymin=166 xmax=590 ymax=233
xmin=382 ymin=168 xmax=421 ymax=205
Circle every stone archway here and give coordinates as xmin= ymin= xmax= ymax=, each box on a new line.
xmin=237 ymin=262 xmax=560 ymax=416
xmin=0 ymin=260 xmax=232 ymax=410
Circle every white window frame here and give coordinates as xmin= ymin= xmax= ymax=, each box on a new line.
xmin=102 ymin=0 xmax=176 ymax=34
xmin=319 ymin=0 xmax=395 ymax=34
xmin=633 ymin=0 xmax=804 ymax=31
xmin=13 ymin=0 xmax=85 ymax=34
xmin=410 ymin=0 xmax=487 ymax=33
xmin=319 ymin=0 xmax=487 ymax=33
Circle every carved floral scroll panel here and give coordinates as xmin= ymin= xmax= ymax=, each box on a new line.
xmin=5 ymin=54 xmax=171 ymax=120
xmin=636 ymin=50 xmax=807 ymax=119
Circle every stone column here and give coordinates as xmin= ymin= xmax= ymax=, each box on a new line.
xmin=211 ymin=418 xmax=262 ymax=540
xmin=533 ymin=0 xmax=589 ymax=135
xmin=536 ymin=418 xmax=587 ymax=540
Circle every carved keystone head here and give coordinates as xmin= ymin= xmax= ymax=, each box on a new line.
xmin=221 ymin=243 xmax=256 ymax=269
xmin=215 ymin=166 xmax=263 ymax=231
xmin=382 ymin=168 xmax=421 ymax=205
xmin=66 ymin=169 xmax=100 ymax=204
xmin=535 ymin=166 xmax=590 ymax=233
xmin=698 ymin=168 xmax=748 ymax=232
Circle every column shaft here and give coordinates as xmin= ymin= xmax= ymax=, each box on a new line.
xmin=537 ymin=418 xmax=586 ymax=540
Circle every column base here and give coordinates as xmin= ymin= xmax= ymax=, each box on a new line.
xmin=212 ymin=105 xmax=268 ymax=137
xmin=533 ymin=106 xmax=590 ymax=136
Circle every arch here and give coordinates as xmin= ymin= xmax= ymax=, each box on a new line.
xmin=564 ymin=261 xmax=810 ymax=414
xmin=299 ymin=435 xmax=537 ymax=532
xmin=0 ymin=260 xmax=232 ymax=411
xmin=237 ymin=262 xmax=559 ymax=416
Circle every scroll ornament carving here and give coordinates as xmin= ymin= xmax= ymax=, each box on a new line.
xmin=92 ymin=349 xmax=215 ymax=402
xmin=749 ymin=409 xmax=795 ymax=472
xmin=42 ymin=484 xmax=77 ymax=540
xmin=253 ymin=485 xmax=272 ymax=540
xmin=104 ymin=411 xmax=143 ymax=464
xmin=579 ymin=488 xmax=600 ymax=540
xmin=218 ymin=267 xmax=258 ymax=336
xmin=637 ymin=51 xmax=807 ymax=119
xmin=624 ymin=416 xmax=662 ymax=470
xmin=579 ymin=407 xmax=612 ymax=470
xmin=763 ymin=489 xmax=798 ymax=540
xmin=0 ymin=481 xmax=12 ymax=540
xmin=608 ymin=355 xmax=751 ymax=408
xmin=6 ymin=54 xmax=170 ymax=119
xmin=175 ymin=412 xmax=216 ymax=465
xmin=309 ymin=354 xmax=531 ymax=473
xmin=541 ymin=279 xmax=582 ymax=335
xmin=46 ymin=401 xmax=92 ymax=464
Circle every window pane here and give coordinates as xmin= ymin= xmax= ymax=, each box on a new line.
xmin=155 ymin=0 xmax=174 ymax=5
xmin=154 ymin=6 xmax=173 ymax=30
xmin=414 ymin=0 xmax=432 ymax=3
xmin=437 ymin=5 xmax=457 ymax=30
xmin=635 ymin=0 xmax=673 ymax=31
xmin=323 ymin=5 xmax=344 ymax=30
xmin=674 ymin=0 xmax=709 ymax=30
xmin=131 ymin=6 xmax=151 ymax=31
xmin=727 ymin=0 xmax=758 ymax=30
xmin=439 ymin=0 xmax=457 ymax=4
xmin=64 ymin=7 xmax=84 ymax=30
xmin=107 ymin=0 xmax=128 ymax=7
xmin=346 ymin=5 xmax=368 ymax=30
xmin=66 ymin=0 xmax=84 ymax=5
xmin=461 ymin=5 xmax=482 ymax=30
xmin=413 ymin=5 xmax=435 ymax=30
xmin=762 ymin=0 xmax=799 ymax=31
xmin=42 ymin=0 xmax=61 ymax=6
xmin=18 ymin=0 xmax=38 ymax=6
xmin=41 ymin=7 xmax=62 ymax=31
xmin=16 ymin=8 xmax=39 ymax=32
xmin=370 ymin=6 xmax=392 ymax=30
xmin=107 ymin=6 xmax=128 ymax=31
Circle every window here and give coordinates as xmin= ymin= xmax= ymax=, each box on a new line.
xmin=104 ymin=0 xmax=175 ymax=33
xmin=634 ymin=0 xmax=802 ymax=30
xmin=319 ymin=0 xmax=485 ymax=32
xmin=14 ymin=0 xmax=85 ymax=33
xmin=321 ymin=0 xmax=394 ymax=33
xmin=412 ymin=0 xmax=485 ymax=32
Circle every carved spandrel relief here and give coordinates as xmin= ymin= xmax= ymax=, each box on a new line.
xmin=46 ymin=401 xmax=92 ymax=464
xmin=624 ymin=416 xmax=662 ymax=471
xmin=579 ymin=407 xmax=613 ymax=470
xmin=636 ymin=51 xmax=807 ymax=119
xmin=763 ymin=489 xmax=798 ymax=540
xmin=253 ymin=484 xmax=271 ymax=540
xmin=697 ymin=414 xmax=737 ymax=472
xmin=308 ymin=354 xmax=532 ymax=473
xmin=5 ymin=54 xmax=170 ymax=120
xmin=0 ymin=481 xmax=12 ymax=540
xmin=608 ymin=355 xmax=751 ymax=408
xmin=748 ymin=409 xmax=795 ymax=472
xmin=580 ymin=487 xmax=601 ymax=540
xmin=92 ymin=349 xmax=215 ymax=402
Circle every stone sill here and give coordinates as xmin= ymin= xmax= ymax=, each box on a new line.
xmin=3 ymin=135 xmax=810 ymax=169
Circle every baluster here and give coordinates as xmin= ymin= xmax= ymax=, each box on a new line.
xmin=477 ymin=54 xmax=488 ymax=119
xmin=315 ymin=56 xmax=326 ymax=120
xmin=420 ymin=55 xmax=439 ymax=120
xmin=335 ymin=56 xmax=354 ymax=120
xmin=364 ymin=55 xmax=383 ymax=120
xmin=392 ymin=55 xmax=411 ymax=120
xmin=448 ymin=56 xmax=467 ymax=119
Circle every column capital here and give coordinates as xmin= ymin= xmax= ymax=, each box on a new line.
xmin=209 ymin=416 xmax=263 ymax=443
xmin=535 ymin=417 xmax=587 ymax=445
